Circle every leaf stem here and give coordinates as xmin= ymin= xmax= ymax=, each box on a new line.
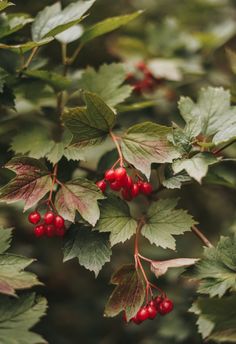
xmin=213 ymin=139 xmax=236 ymax=155
xmin=48 ymin=164 xmax=58 ymax=205
xmin=109 ymin=131 xmax=124 ymax=167
xmin=191 ymin=225 xmax=213 ymax=248
xmin=67 ymin=44 xmax=82 ymax=65
xmin=22 ymin=47 xmax=39 ymax=70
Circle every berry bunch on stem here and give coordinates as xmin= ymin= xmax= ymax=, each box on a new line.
xmin=28 ymin=210 xmax=65 ymax=238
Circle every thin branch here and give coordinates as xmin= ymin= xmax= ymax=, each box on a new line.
xmin=22 ymin=47 xmax=39 ymax=70
xmin=191 ymin=225 xmax=213 ymax=248
xmin=213 ymin=139 xmax=236 ymax=155
xmin=109 ymin=131 xmax=124 ymax=166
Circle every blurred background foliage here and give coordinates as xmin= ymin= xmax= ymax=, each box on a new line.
xmin=1 ymin=0 xmax=236 ymax=343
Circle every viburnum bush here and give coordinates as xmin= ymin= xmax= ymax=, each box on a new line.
xmin=0 ymin=0 xmax=236 ymax=343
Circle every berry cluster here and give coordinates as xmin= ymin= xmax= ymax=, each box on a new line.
xmin=124 ymin=296 xmax=173 ymax=325
xmin=96 ymin=167 xmax=153 ymax=201
xmin=28 ymin=210 xmax=65 ymax=238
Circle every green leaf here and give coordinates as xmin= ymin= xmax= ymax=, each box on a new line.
xmin=204 ymin=163 xmax=236 ymax=190
xmin=187 ymin=236 xmax=236 ymax=297
xmin=24 ymin=70 xmax=71 ymax=92
xmin=0 ymin=13 xmax=33 ymax=39
xmin=190 ymin=295 xmax=236 ymax=342
xmin=55 ymin=24 xmax=83 ymax=44
xmin=0 ymin=293 xmax=47 ymax=344
xmin=55 ymin=177 xmax=105 ymax=225
xmin=162 ymin=172 xmax=191 ymax=189
xmin=0 ymin=37 xmax=53 ymax=53
xmin=77 ymin=63 xmax=132 ymax=107
xmin=0 ymin=227 xmax=13 ymax=254
xmin=32 ymin=1 xmax=95 ymax=41
xmin=104 ymin=264 xmax=145 ymax=321
xmin=80 ymin=11 xmax=142 ymax=46
xmin=63 ymin=226 xmax=111 ymax=277
xmin=0 ymin=157 xmax=52 ymax=211
xmin=0 ymin=67 xmax=8 ymax=93
xmin=95 ymin=196 xmax=137 ymax=246
xmin=62 ymin=91 xmax=116 ymax=147
xmin=142 ymin=199 xmax=196 ymax=250
xmin=172 ymin=152 xmax=218 ymax=183
xmin=121 ymin=122 xmax=180 ymax=179
xmin=0 ymin=1 xmax=14 ymax=12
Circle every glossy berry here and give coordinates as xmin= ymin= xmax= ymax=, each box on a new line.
xmin=140 ymin=182 xmax=153 ymax=195
xmin=114 ymin=167 xmax=127 ymax=181
xmin=104 ymin=169 xmax=116 ymax=182
xmin=28 ymin=211 xmax=41 ymax=224
xmin=137 ymin=306 xmax=149 ymax=322
xmin=34 ymin=225 xmax=45 ymax=237
xmin=44 ymin=211 xmax=55 ymax=225
xmin=54 ymin=215 xmax=65 ymax=229
xmin=55 ymin=226 xmax=65 ymax=237
xmin=45 ymin=224 xmax=55 ymax=237
xmin=121 ymin=188 xmax=132 ymax=201
xmin=124 ymin=175 xmax=133 ymax=189
xmin=147 ymin=304 xmax=158 ymax=320
xmin=96 ymin=179 xmax=107 ymax=193
xmin=158 ymin=298 xmax=174 ymax=315
xmin=131 ymin=314 xmax=142 ymax=325
xmin=110 ymin=180 xmax=122 ymax=191
xmin=131 ymin=183 xmax=139 ymax=198
xmin=154 ymin=296 xmax=163 ymax=307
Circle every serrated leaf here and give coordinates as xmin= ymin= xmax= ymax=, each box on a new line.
xmin=0 ymin=293 xmax=47 ymax=344
xmin=0 ymin=157 xmax=52 ymax=211
xmin=55 ymin=177 xmax=105 ymax=225
xmin=63 ymin=226 xmax=111 ymax=277
xmin=80 ymin=11 xmax=142 ymax=45
xmin=190 ymin=295 xmax=236 ymax=342
xmin=151 ymin=258 xmax=198 ymax=278
xmin=24 ymin=70 xmax=71 ymax=92
xmin=187 ymin=236 xmax=236 ymax=297
xmin=121 ymin=122 xmax=180 ymax=179
xmin=77 ymin=63 xmax=132 ymax=107
xmin=0 ymin=1 xmax=14 ymax=12
xmin=0 ymin=13 xmax=33 ymax=39
xmin=95 ymin=196 xmax=137 ymax=246
xmin=172 ymin=152 xmax=218 ymax=183
xmin=32 ymin=0 xmax=95 ymax=42
xmin=62 ymin=91 xmax=116 ymax=147
xmin=55 ymin=24 xmax=83 ymax=44
xmin=105 ymin=264 xmax=145 ymax=321
xmin=0 ymin=227 xmax=13 ymax=254
xmin=142 ymin=199 xmax=196 ymax=250
xmin=162 ymin=172 xmax=191 ymax=189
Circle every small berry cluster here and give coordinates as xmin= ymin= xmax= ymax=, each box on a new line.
xmin=124 ymin=296 xmax=173 ymax=325
xmin=96 ymin=167 xmax=153 ymax=201
xmin=28 ymin=210 xmax=65 ymax=238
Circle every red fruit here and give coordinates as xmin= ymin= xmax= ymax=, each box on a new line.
xmin=131 ymin=314 xmax=142 ymax=325
xmin=131 ymin=183 xmax=139 ymax=198
xmin=140 ymin=182 xmax=153 ymax=195
xmin=44 ymin=211 xmax=55 ymax=225
xmin=149 ymin=299 xmax=158 ymax=308
xmin=158 ymin=298 xmax=174 ymax=315
xmin=121 ymin=188 xmax=132 ymax=201
xmin=28 ymin=211 xmax=41 ymax=225
xmin=110 ymin=180 xmax=122 ymax=191
xmin=55 ymin=226 xmax=65 ymax=237
xmin=137 ymin=306 xmax=149 ymax=322
xmin=154 ymin=296 xmax=163 ymax=307
xmin=114 ymin=167 xmax=127 ymax=182
xmin=54 ymin=215 xmax=65 ymax=229
xmin=124 ymin=175 xmax=133 ymax=189
xmin=147 ymin=304 xmax=158 ymax=320
xmin=104 ymin=169 xmax=116 ymax=182
xmin=136 ymin=61 xmax=147 ymax=71
xmin=34 ymin=225 xmax=45 ymax=237
xmin=96 ymin=179 xmax=107 ymax=193
xmin=45 ymin=224 xmax=55 ymax=237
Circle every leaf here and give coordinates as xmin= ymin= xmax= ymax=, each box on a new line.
xmin=55 ymin=177 xmax=105 ymax=225
xmin=24 ymin=70 xmax=71 ymax=92
xmin=31 ymin=1 xmax=95 ymax=42
xmin=121 ymin=122 xmax=180 ymax=179
xmin=0 ymin=13 xmax=33 ymax=39
xmin=77 ymin=63 xmax=132 ymax=107
xmin=204 ymin=163 xmax=236 ymax=190
xmin=104 ymin=264 xmax=145 ymax=321
xmin=63 ymin=226 xmax=111 ymax=277
xmin=95 ymin=196 xmax=137 ymax=246
xmin=162 ymin=172 xmax=191 ymax=189
xmin=226 ymin=48 xmax=236 ymax=74
xmin=62 ymin=91 xmax=116 ymax=147
xmin=187 ymin=236 xmax=236 ymax=297
xmin=151 ymin=258 xmax=199 ymax=279
xmin=0 ymin=1 xmax=14 ymax=12
xmin=0 ymin=67 xmax=8 ymax=93
xmin=172 ymin=152 xmax=218 ymax=183
xmin=0 ymin=293 xmax=47 ymax=344
xmin=142 ymin=199 xmax=196 ymax=250
xmin=0 ymin=227 xmax=13 ymax=254
xmin=190 ymin=295 xmax=236 ymax=342
xmin=0 ymin=157 xmax=52 ymax=211
xmin=55 ymin=24 xmax=83 ymax=44
xmin=80 ymin=11 xmax=143 ymax=46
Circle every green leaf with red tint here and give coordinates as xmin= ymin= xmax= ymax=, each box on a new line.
xmin=0 ymin=157 xmax=52 ymax=211
xmin=55 ymin=178 xmax=105 ymax=226
xmin=104 ymin=264 xmax=145 ymax=321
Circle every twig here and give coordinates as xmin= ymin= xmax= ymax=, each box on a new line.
xmin=22 ymin=47 xmax=39 ymax=70
xmin=191 ymin=225 xmax=213 ymax=248
xmin=109 ymin=131 xmax=124 ymax=166
xmin=213 ymin=139 xmax=236 ymax=155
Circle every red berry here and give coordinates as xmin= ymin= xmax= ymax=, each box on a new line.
xmin=158 ymin=298 xmax=174 ymax=315
xmin=114 ymin=167 xmax=127 ymax=181
xmin=131 ymin=314 xmax=142 ymax=325
xmin=140 ymin=182 xmax=153 ymax=195
xmin=54 ymin=215 xmax=65 ymax=229
xmin=137 ymin=306 xmax=149 ymax=322
xmin=121 ymin=188 xmax=132 ymax=201
xmin=104 ymin=169 xmax=116 ymax=182
xmin=124 ymin=175 xmax=133 ymax=189
xmin=45 ymin=224 xmax=55 ymax=237
xmin=34 ymin=225 xmax=45 ymax=237
xmin=149 ymin=299 xmax=158 ymax=308
xmin=28 ymin=211 xmax=41 ymax=224
xmin=110 ymin=180 xmax=122 ymax=191
xmin=130 ymin=183 xmax=139 ymax=198
xmin=96 ymin=179 xmax=107 ymax=193
xmin=154 ymin=296 xmax=163 ymax=307
xmin=147 ymin=304 xmax=158 ymax=320
xmin=136 ymin=61 xmax=147 ymax=71
xmin=55 ymin=226 xmax=65 ymax=237
xmin=44 ymin=211 xmax=55 ymax=225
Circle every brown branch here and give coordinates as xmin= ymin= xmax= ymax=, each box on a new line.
xmin=191 ymin=225 xmax=213 ymax=248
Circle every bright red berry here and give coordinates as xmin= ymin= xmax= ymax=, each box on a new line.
xmin=114 ymin=167 xmax=127 ymax=181
xmin=121 ymin=188 xmax=132 ymax=201
xmin=44 ymin=211 xmax=55 ymax=225
xmin=140 ymin=182 xmax=153 ymax=195
xmin=104 ymin=169 xmax=116 ymax=182
xmin=28 ymin=211 xmax=41 ymax=224
xmin=124 ymin=175 xmax=133 ymax=189
xmin=149 ymin=299 xmax=158 ymax=308
xmin=54 ymin=215 xmax=65 ymax=229
xmin=147 ymin=304 xmax=158 ymax=319
xmin=55 ymin=226 xmax=65 ymax=237
xmin=45 ymin=224 xmax=55 ymax=237
xmin=158 ymin=298 xmax=174 ymax=315
xmin=154 ymin=296 xmax=163 ymax=307
xmin=110 ymin=180 xmax=122 ymax=191
xmin=137 ymin=306 xmax=149 ymax=322
xmin=131 ymin=314 xmax=142 ymax=325
xmin=34 ymin=225 xmax=45 ymax=237
xmin=96 ymin=179 xmax=107 ymax=193
xmin=130 ymin=183 xmax=139 ymax=198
